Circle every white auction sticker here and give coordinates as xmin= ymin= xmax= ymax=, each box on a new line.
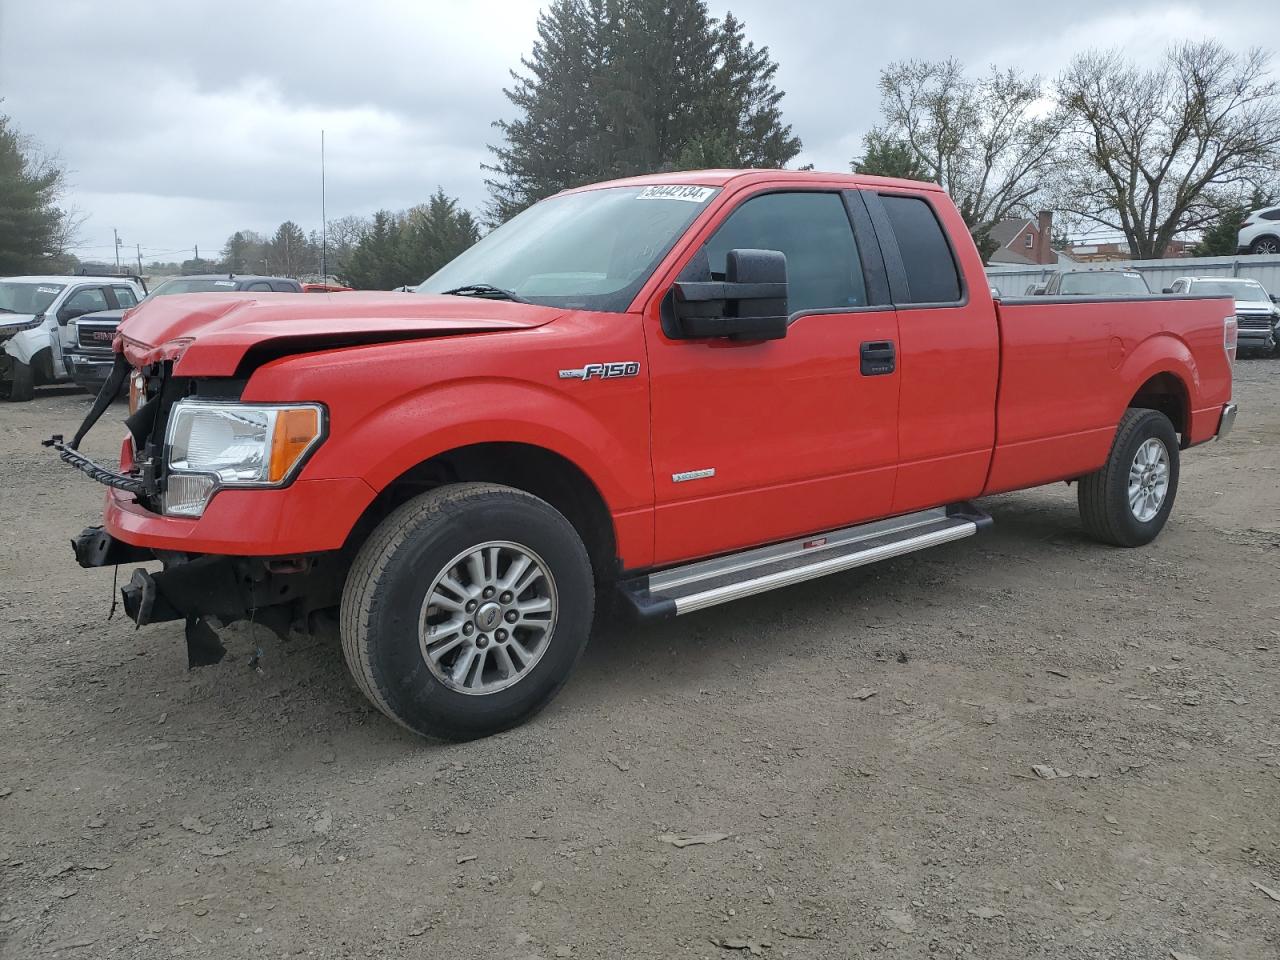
xmin=636 ymin=185 xmax=716 ymax=202
xmin=214 ymin=280 xmax=236 ymax=286
xmin=37 ymin=286 xmax=60 ymax=294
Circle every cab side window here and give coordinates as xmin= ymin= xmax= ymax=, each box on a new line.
xmin=62 ymin=286 xmax=110 ymax=316
xmin=112 ymin=285 xmax=139 ymax=308
xmin=248 ymin=282 xmax=274 ymax=292
xmin=879 ymin=194 xmax=962 ymax=304
xmin=700 ymin=192 xmax=868 ymax=314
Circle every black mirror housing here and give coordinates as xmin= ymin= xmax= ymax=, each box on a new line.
xmin=670 ymin=249 xmax=788 ymax=341
xmin=1162 ymin=287 xmax=1174 ymax=294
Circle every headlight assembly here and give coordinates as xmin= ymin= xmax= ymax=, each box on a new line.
xmin=162 ymin=401 xmax=325 ymax=517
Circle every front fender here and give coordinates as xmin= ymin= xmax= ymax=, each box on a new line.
xmin=4 ymin=326 xmax=53 ymax=365
xmin=318 ymin=376 xmax=654 ymax=516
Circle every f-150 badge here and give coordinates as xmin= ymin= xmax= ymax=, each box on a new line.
xmin=559 ymin=362 xmax=640 ymax=381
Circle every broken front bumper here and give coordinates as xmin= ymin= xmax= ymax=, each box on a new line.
xmin=73 ymin=525 xmax=344 ymax=666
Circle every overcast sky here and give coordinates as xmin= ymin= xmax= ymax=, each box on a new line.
xmin=1 ymin=0 xmax=1276 ymax=264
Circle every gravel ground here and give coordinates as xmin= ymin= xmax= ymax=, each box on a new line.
xmin=1 ymin=357 xmax=1278 ymax=960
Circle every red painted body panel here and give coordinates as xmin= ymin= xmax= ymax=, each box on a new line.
xmin=104 ymin=478 xmax=377 ymax=555
xmin=983 ymin=297 xmax=1234 ymax=494
xmin=889 ymin=194 xmax=1000 ymax=514
xmin=93 ymin=169 xmax=1235 ymax=575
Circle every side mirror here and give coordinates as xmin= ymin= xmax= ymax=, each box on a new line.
xmin=1271 ymin=294 xmax=1279 ymax=304
xmin=1162 ymin=287 xmax=1174 ymax=294
xmin=57 ymin=306 xmax=92 ymax=326
xmin=670 ymin=249 xmax=788 ymax=341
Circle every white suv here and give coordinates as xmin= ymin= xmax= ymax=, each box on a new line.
xmin=1237 ymin=205 xmax=1280 ymax=255
xmin=0 ymin=275 xmax=146 ymax=401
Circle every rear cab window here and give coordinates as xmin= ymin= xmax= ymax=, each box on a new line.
xmin=876 ymin=194 xmax=962 ymax=305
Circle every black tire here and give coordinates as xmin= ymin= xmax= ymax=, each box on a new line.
xmin=1078 ymin=409 xmax=1180 ymax=547
xmin=2 ymin=360 xmax=35 ymax=402
xmin=340 ymin=483 xmax=595 ymax=741
xmin=1249 ymin=236 xmax=1280 ymax=256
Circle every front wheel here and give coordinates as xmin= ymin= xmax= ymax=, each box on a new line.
xmin=2 ymin=359 xmax=35 ymax=402
xmin=1249 ymin=236 xmax=1280 ymax=255
xmin=340 ymin=483 xmax=595 ymax=741
xmin=1078 ymin=408 xmax=1180 ymax=547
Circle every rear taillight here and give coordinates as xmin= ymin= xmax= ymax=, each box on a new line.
xmin=1224 ymin=316 xmax=1238 ymax=366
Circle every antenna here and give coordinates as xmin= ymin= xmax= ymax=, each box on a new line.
xmin=321 ymin=129 xmax=328 ymax=283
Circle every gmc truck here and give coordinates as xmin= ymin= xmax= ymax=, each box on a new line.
xmin=50 ymin=170 xmax=1239 ymax=742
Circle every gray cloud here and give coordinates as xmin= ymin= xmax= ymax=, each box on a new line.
xmin=1 ymin=0 xmax=1275 ymax=261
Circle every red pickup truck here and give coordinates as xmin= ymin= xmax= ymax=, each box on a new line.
xmin=54 ymin=170 xmax=1238 ymax=741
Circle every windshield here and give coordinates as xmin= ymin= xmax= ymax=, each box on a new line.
xmin=0 ymin=281 xmax=64 ymax=315
xmin=1191 ymin=279 xmax=1268 ymax=300
xmin=151 ymin=278 xmax=241 ymax=296
xmin=1059 ymin=271 xmax=1150 ymax=295
xmin=415 ymin=184 xmax=721 ymax=312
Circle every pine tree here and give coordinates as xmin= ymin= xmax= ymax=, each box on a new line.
xmin=397 ymin=189 xmax=481 ymax=284
xmin=0 ymin=112 xmax=68 ymax=274
xmin=268 ymin=221 xmax=309 ymax=277
xmin=485 ymin=0 xmax=801 ymax=223
xmin=343 ymin=211 xmax=402 ymax=290
xmin=852 ymin=132 xmax=931 ymax=181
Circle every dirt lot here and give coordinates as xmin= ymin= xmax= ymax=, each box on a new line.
xmin=1 ymin=358 xmax=1277 ymax=960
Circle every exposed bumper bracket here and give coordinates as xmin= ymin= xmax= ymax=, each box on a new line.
xmin=1216 ymin=402 xmax=1238 ymax=441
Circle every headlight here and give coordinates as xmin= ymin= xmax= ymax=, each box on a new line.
xmin=162 ymin=401 xmax=325 ymax=517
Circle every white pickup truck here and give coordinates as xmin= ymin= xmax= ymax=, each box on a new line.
xmin=0 ymin=275 xmax=147 ymax=401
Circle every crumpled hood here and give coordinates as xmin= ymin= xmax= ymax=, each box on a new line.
xmin=116 ymin=292 xmax=565 ymax=376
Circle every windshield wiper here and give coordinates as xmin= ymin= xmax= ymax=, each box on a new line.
xmin=440 ymin=283 xmax=529 ymax=303
xmin=0 ymin=307 xmax=17 ymax=314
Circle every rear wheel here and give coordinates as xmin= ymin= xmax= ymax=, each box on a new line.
xmin=1 ymin=360 xmax=34 ymax=402
xmin=1078 ymin=409 xmax=1180 ymax=547
xmin=340 ymin=483 xmax=594 ymax=741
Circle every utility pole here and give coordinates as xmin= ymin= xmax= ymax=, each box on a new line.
xmin=321 ymin=129 xmax=328 ymax=283
xmin=136 ymin=243 xmax=142 ymax=275
xmin=113 ymin=228 xmax=122 ymax=271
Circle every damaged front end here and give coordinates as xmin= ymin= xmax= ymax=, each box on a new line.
xmin=73 ymin=526 xmax=344 ymax=667
xmin=58 ymin=352 xmax=345 ymax=667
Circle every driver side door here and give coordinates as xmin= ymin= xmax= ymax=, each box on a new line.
xmin=645 ymin=188 xmax=901 ymax=566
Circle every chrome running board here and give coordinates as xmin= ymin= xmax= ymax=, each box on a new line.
xmin=619 ymin=502 xmax=992 ymax=618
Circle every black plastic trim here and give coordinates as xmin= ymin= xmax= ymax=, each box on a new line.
xmin=999 ymin=293 xmax=1238 ymax=306
xmin=861 ymin=191 xmax=970 ymax=310
xmin=842 ymin=190 xmax=893 ymax=307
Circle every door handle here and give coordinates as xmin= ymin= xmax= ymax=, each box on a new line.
xmin=860 ymin=340 xmax=896 ymax=376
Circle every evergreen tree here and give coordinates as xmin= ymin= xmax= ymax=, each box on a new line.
xmin=267 ymin=221 xmax=309 ymax=277
xmin=852 ymin=132 xmax=930 ymax=181
xmin=343 ymin=211 xmax=405 ymax=290
xmin=485 ymin=0 xmax=801 ymax=223
xmin=0 ymin=112 xmax=68 ymax=274
xmin=397 ymin=188 xmax=481 ymax=283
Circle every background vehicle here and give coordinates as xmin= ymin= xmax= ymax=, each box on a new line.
xmin=1 ymin=275 xmax=146 ymax=402
xmin=1237 ymin=205 xmax=1280 ymax=255
xmin=55 ymin=170 xmax=1236 ymax=742
xmin=302 ymin=282 xmax=354 ymax=293
xmin=1035 ymin=269 xmax=1151 ymax=296
xmin=1164 ymin=276 xmax=1280 ymax=353
xmin=64 ymin=274 xmax=304 ymax=395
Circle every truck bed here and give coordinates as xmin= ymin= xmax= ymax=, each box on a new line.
xmin=985 ymin=294 xmax=1236 ymax=494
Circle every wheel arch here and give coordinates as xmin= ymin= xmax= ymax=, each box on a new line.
xmin=1128 ymin=371 xmax=1191 ymax=447
xmin=346 ymin=441 xmax=619 ymax=584
xmin=1118 ymin=335 xmax=1198 ymax=448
